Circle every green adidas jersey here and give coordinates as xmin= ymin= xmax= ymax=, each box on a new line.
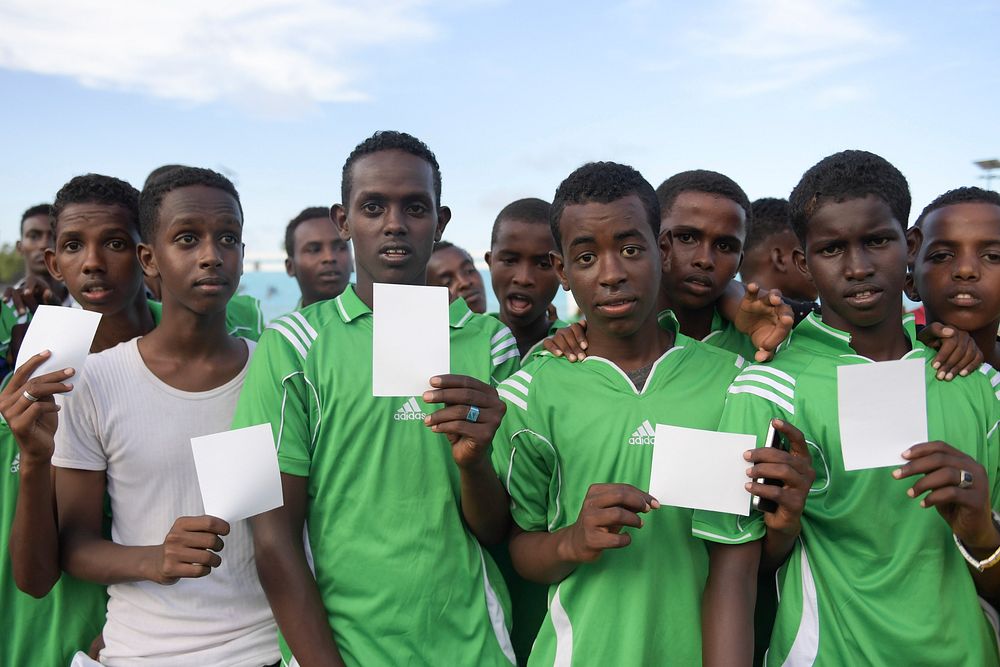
xmin=1 ymin=400 xmax=107 ymax=665
xmin=693 ymin=312 xmax=1000 ymax=666
xmin=0 ymin=300 xmax=19 ymax=361
xmin=492 ymin=312 xmax=745 ymax=666
xmin=232 ymin=285 xmax=520 ymax=666
xmin=700 ymin=307 xmax=759 ymax=362
xmin=147 ymin=293 xmax=264 ymax=340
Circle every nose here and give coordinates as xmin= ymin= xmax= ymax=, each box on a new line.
xmin=383 ymin=205 xmax=406 ymax=236
xmin=512 ymin=261 xmax=534 ymax=287
xmin=199 ymin=241 xmax=224 ymax=269
xmin=952 ymin=250 xmax=979 ymax=281
xmin=81 ymin=244 xmax=105 ymax=274
xmin=844 ymin=245 xmax=875 ymax=280
xmin=691 ymin=241 xmax=715 ymax=272
xmin=598 ymin=251 xmax=627 ymax=288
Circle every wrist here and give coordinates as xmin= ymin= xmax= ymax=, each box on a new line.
xmin=18 ymin=455 xmax=52 ymax=477
xmin=961 ymin=521 xmax=1000 ymax=555
xmin=554 ymin=526 xmax=581 ymax=564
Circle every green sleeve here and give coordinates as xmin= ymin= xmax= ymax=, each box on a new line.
xmin=691 ymin=366 xmax=794 ymax=544
xmin=982 ymin=366 xmax=1000 ymax=511
xmin=489 ymin=325 xmax=520 ymax=385
xmin=232 ymin=328 xmax=314 ymax=477
xmin=0 ymin=300 xmax=19 ymax=358
xmin=493 ymin=370 xmax=559 ymax=532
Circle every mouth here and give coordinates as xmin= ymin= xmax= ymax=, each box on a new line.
xmin=379 ymin=245 xmax=412 ymax=265
xmin=317 ymin=270 xmax=344 ymax=283
xmin=947 ymin=290 xmax=981 ymax=307
xmin=193 ymin=276 xmax=230 ymax=294
xmin=594 ymin=296 xmax=638 ymax=317
xmin=682 ymin=273 xmax=714 ymax=296
xmin=505 ymin=293 xmax=534 ymax=317
xmin=843 ymin=284 xmax=884 ymax=308
xmin=80 ymin=282 xmax=114 ymax=303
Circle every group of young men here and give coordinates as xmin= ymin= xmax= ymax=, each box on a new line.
xmin=1 ymin=130 xmax=999 ymax=667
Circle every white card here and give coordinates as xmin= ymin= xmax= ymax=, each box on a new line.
xmin=838 ymin=358 xmax=927 ymax=471
xmin=190 ymin=423 xmax=283 ymax=523
xmin=372 ymin=283 xmax=450 ymax=397
xmin=14 ymin=305 xmax=102 ymax=384
xmin=649 ymin=423 xmax=754 ymax=516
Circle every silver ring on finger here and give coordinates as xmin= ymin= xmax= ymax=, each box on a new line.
xmin=958 ymin=469 xmax=974 ymax=489
xmin=22 ymin=390 xmax=39 ymax=403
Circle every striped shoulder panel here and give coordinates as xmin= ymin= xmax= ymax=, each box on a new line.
xmin=979 ymin=364 xmax=1000 ymax=401
xmin=727 ymin=363 xmax=797 ymax=414
xmin=266 ymin=310 xmax=320 ymax=359
xmin=490 ymin=325 xmax=520 ymax=367
xmin=497 ymin=369 xmax=534 ymax=412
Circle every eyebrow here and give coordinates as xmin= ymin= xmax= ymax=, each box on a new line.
xmin=568 ymin=234 xmax=596 ymax=249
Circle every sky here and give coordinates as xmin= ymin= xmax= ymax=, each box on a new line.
xmin=1 ymin=0 xmax=998 ymax=266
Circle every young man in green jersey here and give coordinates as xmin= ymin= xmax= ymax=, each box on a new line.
xmin=284 ymin=205 xmax=354 ymax=307
xmin=485 ymin=197 xmax=566 ymax=359
xmin=910 ymin=186 xmax=1000 ymax=370
xmin=235 ymin=131 xmax=520 ymax=666
xmin=490 ymin=161 xmax=805 ymax=665
xmin=697 ymin=150 xmax=1000 ymax=666
xmin=0 ymin=174 xmax=153 ymax=664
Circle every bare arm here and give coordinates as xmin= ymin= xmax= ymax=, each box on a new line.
xmin=252 ymin=473 xmax=345 ymax=667
xmin=702 ymin=541 xmax=760 ymax=667
xmin=58 ymin=467 xmax=229 ymax=585
xmin=509 ymin=483 xmax=657 ymax=584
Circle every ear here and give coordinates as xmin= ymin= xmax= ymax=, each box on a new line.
xmin=332 ymin=204 xmax=350 ymax=240
xmin=43 ymin=248 xmax=62 ymax=281
xmin=905 ymin=226 xmax=922 ymax=269
xmin=770 ymin=246 xmax=787 ymax=273
xmin=658 ymin=231 xmax=672 ymax=273
xmin=484 ymin=251 xmax=492 ymax=268
xmin=435 ymin=206 xmax=452 ymax=242
xmin=792 ymin=247 xmax=811 ymax=282
xmin=137 ymin=242 xmax=159 ymax=279
xmin=285 ymin=256 xmax=295 ymax=277
xmin=15 ymin=240 xmax=23 ymax=253
xmin=551 ymin=251 xmax=570 ymax=291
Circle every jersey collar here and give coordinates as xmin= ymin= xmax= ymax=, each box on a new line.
xmin=792 ymin=311 xmax=924 ymax=360
xmin=333 ymin=284 xmax=476 ymax=329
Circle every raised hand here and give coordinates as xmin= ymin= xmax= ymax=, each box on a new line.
xmin=422 ymin=374 xmax=507 ymax=469
xmin=557 ymin=483 xmax=659 ymax=563
xmin=0 ymin=350 xmax=74 ymax=466
xmin=745 ymin=419 xmax=815 ymax=538
xmin=916 ymin=322 xmax=983 ymax=381
xmin=542 ymin=319 xmax=588 ymax=362
xmin=731 ymin=283 xmax=795 ymax=362
xmin=154 ymin=515 xmax=231 ymax=585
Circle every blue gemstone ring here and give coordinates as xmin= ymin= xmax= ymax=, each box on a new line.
xmin=466 ymin=406 xmax=481 ymax=423
xmin=959 ymin=470 xmax=974 ymax=489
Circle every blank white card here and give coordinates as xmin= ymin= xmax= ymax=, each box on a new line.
xmin=191 ymin=423 xmax=283 ymax=523
xmin=15 ymin=305 xmax=102 ymax=384
xmin=372 ymin=283 xmax=450 ymax=397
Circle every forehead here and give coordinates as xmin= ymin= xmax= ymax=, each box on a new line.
xmin=294 ymin=217 xmax=341 ymax=243
xmin=56 ymin=203 xmax=135 ymax=236
xmin=160 ymin=185 xmax=242 ymax=224
xmin=22 ymin=214 xmax=51 ymax=233
xmin=432 ymin=246 xmax=474 ymax=269
xmin=807 ymin=194 xmax=897 ymax=239
xmin=559 ymin=195 xmax=653 ymax=243
xmin=662 ymin=191 xmax=745 ymax=237
xmin=349 ymin=150 xmax=435 ymax=201
xmin=922 ymin=202 xmax=1000 ymax=242
xmin=494 ymin=219 xmax=556 ymax=253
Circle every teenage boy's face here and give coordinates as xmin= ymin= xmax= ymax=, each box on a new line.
xmin=18 ymin=214 xmax=54 ymax=277
xmin=140 ymin=185 xmax=243 ymax=313
xmin=335 ymin=150 xmax=449 ymax=290
xmin=286 ymin=216 xmax=353 ymax=304
xmin=486 ymin=219 xmax=560 ymax=325
xmin=554 ymin=195 xmax=664 ymax=338
xmin=795 ymin=195 xmax=907 ymax=332
xmin=660 ymin=191 xmax=745 ymax=310
xmin=426 ymin=246 xmax=487 ymax=313
xmin=45 ymin=203 xmax=144 ymax=315
xmin=912 ymin=202 xmax=1000 ymax=334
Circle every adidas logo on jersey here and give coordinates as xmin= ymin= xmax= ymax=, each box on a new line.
xmin=10 ymin=451 xmax=19 ymax=474
xmin=628 ymin=420 xmax=656 ymax=446
xmin=394 ymin=397 xmax=427 ymax=421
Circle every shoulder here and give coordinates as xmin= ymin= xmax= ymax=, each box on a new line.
xmin=682 ymin=337 xmax=748 ymax=372
xmin=454 ymin=311 xmax=519 ymax=367
xmin=726 ymin=356 xmax=803 ymax=414
xmin=977 ymin=363 xmax=1000 ymax=400
xmin=264 ymin=300 xmax=342 ymax=360
xmin=496 ymin=355 xmax=562 ymax=413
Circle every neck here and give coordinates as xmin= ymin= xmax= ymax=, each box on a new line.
xmin=658 ymin=288 xmax=714 ymax=340
xmin=504 ymin=310 xmax=552 ymax=357
xmin=90 ymin=292 xmax=156 ymax=353
xmin=146 ymin=296 xmax=232 ymax=357
xmin=585 ymin=313 xmax=674 ymax=372
xmin=354 ymin=270 xmax=427 ymax=310
xmin=972 ymin=321 xmax=1000 ymax=370
xmin=828 ymin=310 xmax=910 ymax=362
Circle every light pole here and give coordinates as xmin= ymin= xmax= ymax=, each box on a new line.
xmin=974 ymin=159 xmax=1000 ymax=191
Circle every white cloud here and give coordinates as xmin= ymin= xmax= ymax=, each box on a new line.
xmin=685 ymin=0 xmax=900 ymax=98
xmin=0 ymin=0 xmax=440 ymax=113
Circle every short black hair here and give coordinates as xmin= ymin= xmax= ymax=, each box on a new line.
xmin=745 ymin=197 xmax=792 ymax=253
xmin=550 ymin=162 xmax=659 ymax=252
xmin=432 ymin=240 xmax=455 ymax=254
xmin=788 ymin=150 xmax=911 ymax=245
xmin=914 ymin=186 xmax=1000 ymax=228
xmin=341 ymin=131 xmax=441 ymax=210
xmin=491 ymin=197 xmax=552 ymax=247
xmin=655 ymin=170 xmax=752 ymax=223
xmin=20 ymin=204 xmax=55 ymax=233
xmin=143 ymin=164 xmax=188 ymax=191
xmin=139 ymin=166 xmax=242 ymax=243
xmin=52 ymin=174 xmax=141 ymax=233
xmin=285 ymin=206 xmax=331 ymax=256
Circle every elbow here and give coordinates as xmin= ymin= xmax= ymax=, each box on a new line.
xmin=14 ymin=567 xmax=59 ymax=598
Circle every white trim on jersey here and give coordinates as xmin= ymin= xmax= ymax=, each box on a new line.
xmin=551 ymin=585 xmax=574 ymax=667
xmin=508 ymin=428 xmax=563 ymax=531
xmin=268 ymin=320 xmax=308 ymax=358
xmin=728 ymin=385 xmax=795 ymax=415
xmin=476 ymin=544 xmax=516 ymax=665
xmin=782 ymin=544 xmax=820 ymax=666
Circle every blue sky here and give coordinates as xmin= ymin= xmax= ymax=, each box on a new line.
xmin=1 ymin=0 xmax=998 ymax=264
